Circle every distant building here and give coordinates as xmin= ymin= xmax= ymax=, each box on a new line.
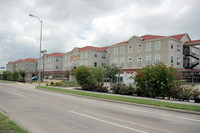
xmin=63 ymin=46 xmax=109 ymax=71
xmin=6 ymin=60 xmax=18 ymax=72
xmin=109 ymin=33 xmax=199 ymax=73
xmin=38 ymin=52 xmax=64 ymax=78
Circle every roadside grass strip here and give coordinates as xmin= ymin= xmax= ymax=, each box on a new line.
xmin=0 ymin=80 xmax=17 ymax=84
xmin=0 ymin=112 xmax=28 ymax=133
xmin=36 ymin=86 xmax=200 ymax=112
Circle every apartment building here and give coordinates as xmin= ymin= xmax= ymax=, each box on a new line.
xmin=109 ymin=33 xmax=199 ymax=72
xmin=63 ymin=46 xmax=109 ymax=71
xmin=38 ymin=52 xmax=64 ymax=77
xmin=6 ymin=60 xmax=18 ymax=72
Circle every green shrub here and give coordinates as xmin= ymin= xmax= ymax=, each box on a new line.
xmin=12 ymin=71 xmax=19 ymax=81
xmin=50 ymin=81 xmax=54 ymax=86
xmin=191 ymin=89 xmax=200 ymax=103
xmin=113 ymin=83 xmax=136 ymax=95
xmin=134 ymin=63 xmax=177 ymax=98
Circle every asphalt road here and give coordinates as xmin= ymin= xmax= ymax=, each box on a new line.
xmin=0 ymin=82 xmax=200 ymax=133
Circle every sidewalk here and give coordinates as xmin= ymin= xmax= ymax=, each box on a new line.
xmin=49 ymin=86 xmax=200 ymax=106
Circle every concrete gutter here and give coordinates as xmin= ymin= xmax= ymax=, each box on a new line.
xmin=35 ymin=87 xmax=200 ymax=115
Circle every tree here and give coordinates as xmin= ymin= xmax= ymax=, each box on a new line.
xmin=134 ymin=63 xmax=177 ymax=98
xmin=12 ymin=71 xmax=19 ymax=81
xmin=6 ymin=71 xmax=12 ymax=81
xmin=89 ymin=66 xmax=105 ymax=86
xmin=3 ymin=71 xmax=8 ymax=80
xmin=73 ymin=66 xmax=91 ymax=89
xmin=104 ymin=64 xmax=121 ymax=85
xmin=19 ymin=70 xmax=26 ymax=82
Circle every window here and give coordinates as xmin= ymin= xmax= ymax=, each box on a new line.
xmin=80 ymin=61 xmax=83 ymax=65
xmin=146 ymin=43 xmax=151 ymax=51
xmin=171 ymin=56 xmax=173 ymax=64
xmin=120 ymin=57 xmax=125 ymax=66
xmin=102 ymin=63 xmax=105 ymax=67
xmin=85 ymin=52 xmax=88 ymax=58
xmin=171 ymin=42 xmax=173 ymax=49
xmin=56 ymin=65 xmax=58 ymax=69
xmin=137 ymin=57 xmax=142 ymax=66
xmin=94 ymin=62 xmax=97 ymax=67
xmin=65 ymin=55 xmax=68 ymax=60
xmin=114 ymin=58 xmax=118 ymax=66
xmin=81 ymin=53 xmax=83 ymax=59
xmin=114 ymin=47 xmax=118 ymax=55
xmin=26 ymin=68 xmax=28 ymax=71
xmin=85 ymin=61 xmax=87 ymax=66
xmin=137 ymin=44 xmax=142 ymax=52
xmin=128 ymin=45 xmax=133 ymax=53
xmin=155 ymin=41 xmax=160 ymax=50
xmin=68 ymin=55 xmax=71 ymax=60
xmin=120 ymin=46 xmax=125 ymax=54
xmin=128 ymin=57 xmax=132 ymax=66
xmin=56 ymin=58 xmax=59 ymax=62
xmin=94 ymin=53 xmax=97 ymax=57
xmin=177 ymin=44 xmax=180 ymax=52
xmin=146 ymin=55 xmax=151 ymax=65
xmin=102 ymin=53 xmax=106 ymax=59
xmin=155 ymin=55 xmax=160 ymax=64
xmin=177 ymin=57 xmax=180 ymax=65
xmin=30 ymin=68 xmax=34 ymax=72
xmin=26 ymin=63 xmax=28 ymax=65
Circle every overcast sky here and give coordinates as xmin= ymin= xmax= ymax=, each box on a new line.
xmin=0 ymin=0 xmax=200 ymax=67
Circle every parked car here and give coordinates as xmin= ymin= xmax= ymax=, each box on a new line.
xmin=32 ymin=77 xmax=43 ymax=82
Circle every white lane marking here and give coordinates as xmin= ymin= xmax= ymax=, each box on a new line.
xmin=68 ymin=110 xmax=147 ymax=133
xmin=122 ymin=107 xmax=200 ymax=122
xmin=84 ymin=110 xmax=170 ymax=133
xmin=9 ymin=91 xmax=26 ymax=98
xmin=41 ymin=90 xmax=200 ymax=122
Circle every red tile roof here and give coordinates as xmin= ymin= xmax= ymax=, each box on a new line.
xmin=46 ymin=52 xmax=64 ymax=57
xmin=19 ymin=58 xmax=37 ymax=62
xmin=185 ymin=39 xmax=200 ymax=44
xmin=170 ymin=33 xmax=187 ymax=40
xmin=78 ymin=46 xmax=108 ymax=51
xmin=8 ymin=60 xmax=18 ymax=64
xmin=111 ymin=41 xmax=127 ymax=46
xmin=141 ymin=35 xmax=166 ymax=41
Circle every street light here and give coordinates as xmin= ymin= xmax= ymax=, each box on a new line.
xmin=41 ymin=50 xmax=47 ymax=78
xmin=29 ymin=14 xmax=42 ymax=86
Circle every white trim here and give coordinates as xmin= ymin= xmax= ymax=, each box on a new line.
xmin=155 ymin=54 xmax=160 ymax=64
xmin=114 ymin=47 xmax=118 ymax=55
xmin=146 ymin=55 xmax=151 ymax=65
xmin=146 ymin=42 xmax=151 ymax=51
xmin=155 ymin=41 xmax=161 ymax=50
xmin=120 ymin=46 xmax=125 ymax=54
xmin=137 ymin=44 xmax=142 ymax=52
xmin=128 ymin=45 xmax=133 ymax=53
xmin=137 ymin=56 xmax=142 ymax=66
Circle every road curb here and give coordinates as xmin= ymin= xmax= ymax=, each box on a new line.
xmin=35 ymin=87 xmax=200 ymax=115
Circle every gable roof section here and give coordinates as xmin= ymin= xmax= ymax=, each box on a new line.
xmin=46 ymin=52 xmax=63 ymax=57
xmin=8 ymin=60 xmax=18 ymax=64
xmin=170 ymin=33 xmax=187 ymax=40
xmin=140 ymin=35 xmax=166 ymax=41
xmin=19 ymin=58 xmax=37 ymax=62
xmin=111 ymin=41 xmax=127 ymax=46
xmin=185 ymin=39 xmax=200 ymax=44
xmin=78 ymin=46 xmax=108 ymax=51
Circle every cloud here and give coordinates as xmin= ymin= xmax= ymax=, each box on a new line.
xmin=0 ymin=0 xmax=200 ymax=67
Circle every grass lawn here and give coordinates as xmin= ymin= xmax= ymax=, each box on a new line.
xmin=0 ymin=112 xmax=28 ymax=133
xmin=0 ymin=80 xmax=17 ymax=84
xmin=36 ymin=86 xmax=200 ymax=112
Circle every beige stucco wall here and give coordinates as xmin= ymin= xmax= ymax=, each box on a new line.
xmin=63 ymin=48 xmax=109 ymax=71
xmin=109 ymin=37 xmax=170 ymax=69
